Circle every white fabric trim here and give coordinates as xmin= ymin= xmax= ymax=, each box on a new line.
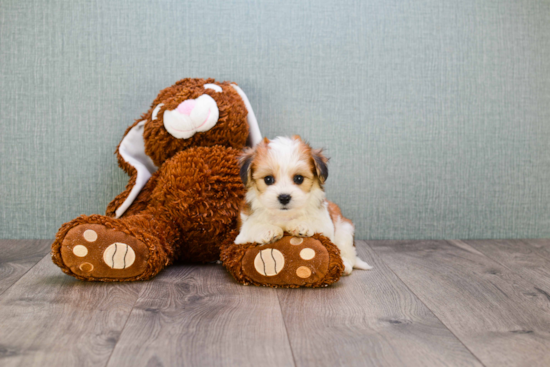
xmin=231 ymin=84 xmax=262 ymax=147
xmin=152 ymin=103 xmax=163 ymax=120
xmin=116 ymin=120 xmax=158 ymax=218
xmin=204 ymin=83 xmax=222 ymax=93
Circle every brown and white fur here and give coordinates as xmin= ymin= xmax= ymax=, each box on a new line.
xmin=235 ymin=136 xmax=372 ymax=275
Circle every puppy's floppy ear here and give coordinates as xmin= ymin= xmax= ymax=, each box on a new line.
xmin=312 ymin=148 xmax=329 ymax=183
xmin=239 ymin=137 xmax=269 ymax=185
xmin=238 ymin=148 xmax=255 ymax=186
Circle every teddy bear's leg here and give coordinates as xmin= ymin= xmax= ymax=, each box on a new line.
xmin=52 ymin=146 xmax=244 ymax=281
xmin=52 ymin=209 xmax=180 ymax=281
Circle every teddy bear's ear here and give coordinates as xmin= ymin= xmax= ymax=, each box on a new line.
xmin=115 ymin=120 xmax=158 ymax=218
xmin=231 ymin=85 xmax=262 ymax=147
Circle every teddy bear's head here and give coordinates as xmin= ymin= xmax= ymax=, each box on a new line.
xmin=141 ymin=78 xmax=260 ymax=165
xmin=112 ymin=78 xmax=262 ymax=218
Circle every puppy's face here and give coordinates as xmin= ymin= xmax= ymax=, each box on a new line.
xmin=239 ymin=136 xmax=328 ymax=212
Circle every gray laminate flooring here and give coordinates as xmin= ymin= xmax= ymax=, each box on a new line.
xmin=1 ymin=239 xmax=549 ymax=367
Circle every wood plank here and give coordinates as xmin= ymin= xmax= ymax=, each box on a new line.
xmin=278 ymin=241 xmax=482 ymax=367
xmin=462 ymin=239 xmax=550 ymax=294
xmin=0 ymin=240 xmax=51 ymax=295
xmin=522 ymin=239 xmax=550 ymax=254
xmin=370 ymin=240 xmax=550 ymax=367
xmin=0 ymin=256 xmax=142 ymax=367
xmin=106 ymin=263 xmax=295 ymax=367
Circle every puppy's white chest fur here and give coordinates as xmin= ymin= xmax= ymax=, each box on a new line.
xmin=243 ymin=200 xmax=335 ymax=241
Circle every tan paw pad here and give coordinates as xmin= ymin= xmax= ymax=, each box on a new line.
xmin=72 ymin=245 xmax=88 ymax=257
xmin=290 ymin=237 xmax=303 ymax=245
xmin=254 ymin=248 xmax=285 ymax=276
xmin=296 ymin=266 xmax=312 ymax=278
xmin=79 ymin=263 xmax=94 ymax=272
xmin=300 ymin=248 xmax=315 ymax=260
xmin=103 ymin=243 xmax=136 ymax=269
xmin=83 ymin=229 xmax=98 ymax=242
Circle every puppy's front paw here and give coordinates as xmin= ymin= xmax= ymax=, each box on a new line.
xmin=235 ymin=233 xmax=249 ymax=245
xmin=258 ymin=226 xmax=284 ymax=244
xmin=237 ymin=225 xmax=284 ymax=245
xmin=288 ymin=223 xmax=315 ymax=237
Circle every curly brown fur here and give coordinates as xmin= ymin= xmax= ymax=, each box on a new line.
xmin=54 ymin=145 xmax=246 ymax=282
xmin=153 ymin=146 xmax=246 ymax=263
xmin=106 ymin=78 xmax=248 ymax=217
xmin=106 ymin=168 xmax=162 ymax=217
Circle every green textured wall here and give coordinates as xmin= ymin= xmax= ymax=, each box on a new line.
xmin=1 ymin=0 xmax=549 ymax=240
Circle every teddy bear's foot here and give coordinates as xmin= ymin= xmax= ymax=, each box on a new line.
xmin=58 ymin=224 xmax=151 ymax=280
xmin=224 ymin=234 xmax=344 ymax=288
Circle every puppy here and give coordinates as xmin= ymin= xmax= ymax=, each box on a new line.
xmin=235 ymin=136 xmax=372 ymax=275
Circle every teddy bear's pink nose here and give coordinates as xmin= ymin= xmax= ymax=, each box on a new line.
xmin=176 ymin=99 xmax=196 ymax=116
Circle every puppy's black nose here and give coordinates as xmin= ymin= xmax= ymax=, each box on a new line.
xmin=278 ymin=194 xmax=292 ymax=205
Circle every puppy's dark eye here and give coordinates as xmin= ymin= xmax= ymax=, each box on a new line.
xmin=264 ymin=176 xmax=275 ymax=185
xmin=293 ymin=175 xmax=304 ymax=185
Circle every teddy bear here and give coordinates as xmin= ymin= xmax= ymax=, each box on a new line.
xmin=51 ymin=78 xmax=344 ymax=287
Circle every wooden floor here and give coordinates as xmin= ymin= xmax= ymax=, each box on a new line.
xmin=1 ymin=239 xmax=550 ymax=366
